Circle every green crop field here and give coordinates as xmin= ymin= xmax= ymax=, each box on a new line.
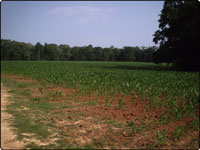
xmin=1 ymin=61 xmax=199 ymax=149
xmin=1 ymin=61 xmax=199 ymax=114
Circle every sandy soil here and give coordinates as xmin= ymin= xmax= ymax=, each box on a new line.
xmin=1 ymin=84 xmax=26 ymax=149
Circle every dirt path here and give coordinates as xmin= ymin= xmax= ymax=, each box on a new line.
xmin=1 ymin=84 xmax=26 ymax=149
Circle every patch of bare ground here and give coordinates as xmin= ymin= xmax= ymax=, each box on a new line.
xmin=1 ymin=73 xmax=36 ymax=83
xmin=163 ymin=130 xmax=199 ymax=149
xmin=1 ymin=84 xmax=26 ymax=149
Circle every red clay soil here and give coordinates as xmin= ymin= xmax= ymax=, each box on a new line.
xmin=1 ymin=73 xmax=36 ymax=83
xmin=48 ymin=90 xmax=199 ymax=148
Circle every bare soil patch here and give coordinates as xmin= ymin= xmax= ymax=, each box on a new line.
xmin=1 ymin=84 xmax=26 ymax=149
xmin=1 ymin=73 xmax=36 ymax=83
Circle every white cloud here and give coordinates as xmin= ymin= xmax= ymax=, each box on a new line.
xmin=47 ymin=6 xmax=117 ymax=24
xmin=75 ymin=16 xmax=94 ymax=24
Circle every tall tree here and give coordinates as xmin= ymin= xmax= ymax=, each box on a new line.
xmin=86 ymin=45 xmax=95 ymax=61
xmin=153 ymin=0 xmax=199 ymax=70
xmin=123 ymin=46 xmax=136 ymax=61
xmin=43 ymin=43 xmax=59 ymax=60
xmin=71 ymin=46 xmax=80 ymax=61
xmin=1 ymin=39 xmax=12 ymax=60
xmin=94 ymin=47 xmax=103 ymax=61
xmin=59 ymin=44 xmax=71 ymax=60
xmin=34 ymin=42 xmax=43 ymax=60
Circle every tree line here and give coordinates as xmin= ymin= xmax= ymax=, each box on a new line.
xmin=1 ymin=39 xmax=157 ymax=62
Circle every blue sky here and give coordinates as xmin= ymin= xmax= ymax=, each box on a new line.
xmin=1 ymin=1 xmax=163 ymax=48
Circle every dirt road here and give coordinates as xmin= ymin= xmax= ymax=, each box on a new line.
xmin=1 ymin=84 xmax=25 ymax=149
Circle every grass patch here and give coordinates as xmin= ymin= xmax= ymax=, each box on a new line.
xmin=19 ymin=89 xmax=31 ymax=96
xmin=1 ymin=77 xmax=53 ymax=141
xmin=17 ymin=82 xmax=29 ymax=88
xmin=28 ymin=99 xmax=55 ymax=113
xmin=1 ymin=77 xmax=18 ymax=88
xmin=30 ymin=97 xmax=42 ymax=101
xmin=8 ymin=89 xmax=17 ymax=93
xmin=12 ymin=113 xmax=50 ymax=139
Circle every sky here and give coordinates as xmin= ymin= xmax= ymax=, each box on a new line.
xmin=1 ymin=1 xmax=164 ymax=48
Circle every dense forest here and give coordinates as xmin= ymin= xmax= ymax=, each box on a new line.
xmin=1 ymin=39 xmax=157 ymax=62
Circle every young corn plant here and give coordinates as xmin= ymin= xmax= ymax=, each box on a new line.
xmin=156 ymin=130 xmax=167 ymax=146
xmin=39 ymin=87 xmax=43 ymax=96
xmin=173 ymin=126 xmax=187 ymax=139
xmin=105 ymin=97 xmax=109 ymax=107
xmin=53 ymin=90 xmax=63 ymax=98
xmin=150 ymin=118 xmax=154 ymax=129
xmin=131 ymin=90 xmax=135 ymax=103
xmin=118 ymin=97 xmax=124 ymax=109
xmin=126 ymin=118 xmax=138 ymax=136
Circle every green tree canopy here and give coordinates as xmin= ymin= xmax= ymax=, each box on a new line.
xmin=34 ymin=42 xmax=44 ymax=60
xmin=153 ymin=0 xmax=199 ymax=71
xmin=43 ymin=43 xmax=59 ymax=61
xmin=59 ymin=44 xmax=71 ymax=61
xmin=1 ymin=39 xmax=157 ymax=62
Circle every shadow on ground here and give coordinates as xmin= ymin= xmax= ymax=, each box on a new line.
xmin=86 ymin=64 xmax=176 ymax=72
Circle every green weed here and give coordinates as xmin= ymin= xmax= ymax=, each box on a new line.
xmin=118 ymin=97 xmax=124 ymax=109
xmin=39 ymin=87 xmax=43 ymax=96
xmin=53 ymin=90 xmax=63 ymax=97
xmin=126 ymin=118 xmax=138 ymax=136
xmin=30 ymin=97 xmax=41 ymax=101
xmin=19 ymin=89 xmax=31 ymax=96
xmin=105 ymin=97 xmax=109 ymax=107
xmin=173 ymin=126 xmax=187 ymax=139
xmin=156 ymin=130 xmax=167 ymax=146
